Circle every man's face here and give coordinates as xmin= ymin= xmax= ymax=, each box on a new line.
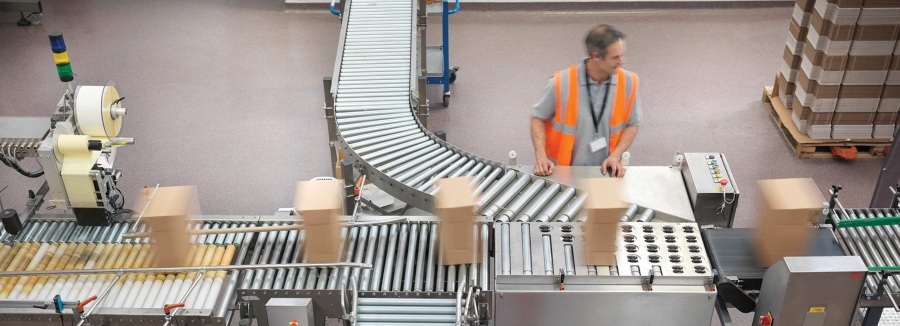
xmin=592 ymin=39 xmax=627 ymax=74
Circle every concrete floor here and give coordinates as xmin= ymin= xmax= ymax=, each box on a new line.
xmin=0 ymin=0 xmax=889 ymax=325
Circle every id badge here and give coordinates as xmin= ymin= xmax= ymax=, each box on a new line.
xmin=590 ymin=137 xmax=608 ymax=153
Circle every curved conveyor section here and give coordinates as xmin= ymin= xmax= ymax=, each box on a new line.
xmin=332 ymin=0 xmax=604 ymax=223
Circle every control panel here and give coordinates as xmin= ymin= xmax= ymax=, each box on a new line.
xmin=680 ymin=152 xmax=739 ymax=228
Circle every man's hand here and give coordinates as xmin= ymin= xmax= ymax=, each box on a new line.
xmin=602 ymin=155 xmax=625 ymax=178
xmin=534 ymin=156 xmax=555 ymax=176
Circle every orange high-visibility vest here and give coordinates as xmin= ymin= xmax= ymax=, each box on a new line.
xmin=544 ymin=66 xmax=639 ymax=166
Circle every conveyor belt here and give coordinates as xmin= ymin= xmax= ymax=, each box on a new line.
xmin=243 ymin=221 xmax=491 ymax=292
xmin=830 ymin=208 xmax=900 ymax=295
xmin=0 ymin=221 xmax=238 ymax=310
xmin=331 ymin=0 xmax=593 ymax=223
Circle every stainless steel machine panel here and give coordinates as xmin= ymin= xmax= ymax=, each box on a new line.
xmin=681 ymin=152 xmax=739 ymax=228
xmin=494 ymin=290 xmax=715 ymax=325
xmin=266 ymin=298 xmax=314 ymax=326
xmin=753 ymin=256 xmax=867 ymax=326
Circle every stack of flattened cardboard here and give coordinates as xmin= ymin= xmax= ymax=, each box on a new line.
xmin=781 ymin=0 xmax=817 ymax=116
xmin=753 ymin=178 xmax=825 ymax=267
xmin=785 ymin=0 xmax=900 ymax=139
xmin=582 ymin=178 xmax=629 ymax=266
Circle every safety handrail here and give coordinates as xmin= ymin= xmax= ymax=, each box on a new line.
xmin=340 ymin=278 xmax=360 ymax=325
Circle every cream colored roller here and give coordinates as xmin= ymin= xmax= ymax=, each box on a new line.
xmin=74 ymin=84 xmax=124 ymax=139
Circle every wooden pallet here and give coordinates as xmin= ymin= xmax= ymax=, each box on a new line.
xmin=762 ymin=86 xmax=891 ymax=159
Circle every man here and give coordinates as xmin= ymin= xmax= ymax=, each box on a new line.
xmin=531 ymin=24 xmax=642 ymax=177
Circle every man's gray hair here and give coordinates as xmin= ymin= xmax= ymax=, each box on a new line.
xmin=585 ymin=24 xmax=625 ymax=58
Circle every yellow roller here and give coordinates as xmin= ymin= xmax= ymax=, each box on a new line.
xmin=0 ymin=242 xmax=40 ymax=296
xmin=10 ymin=242 xmax=59 ymax=298
xmin=56 ymin=243 xmax=97 ymax=300
xmin=0 ymin=243 xmax=30 ymax=289
xmin=160 ymin=244 xmax=200 ymax=306
xmin=78 ymin=242 xmax=125 ymax=302
xmin=0 ymin=243 xmax=14 ymax=265
xmin=62 ymin=242 xmax=107 ymax=300
xmin=39 ymin=242 xmax=86 ymax=300
xmin=103 ymin=243 xmax=144 ymax=307
xmin=203 ymin=244 xmax=237 ymax=310
xmin=27 ymin=242 xmax=72 ymax=300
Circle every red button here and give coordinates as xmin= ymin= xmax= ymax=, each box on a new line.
xmin=714 ymin=168 xmax=720 ymax=173
xmin=759 ymin=315 xmax=772 ymax=325
xmin=720 ymin=179 xmax=729 ymax=186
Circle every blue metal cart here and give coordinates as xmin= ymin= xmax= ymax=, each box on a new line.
xmin=425 ymin=0 xmax=459 ymax=107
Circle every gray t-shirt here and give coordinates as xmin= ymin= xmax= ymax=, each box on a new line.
xmin=532 ymin=61 xmax=642 ymax=166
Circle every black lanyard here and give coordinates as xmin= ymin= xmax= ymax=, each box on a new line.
xmin=584 ymin=65 xmax=610 ymax=134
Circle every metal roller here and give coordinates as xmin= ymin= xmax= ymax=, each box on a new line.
xmin=516 ymin=183 xmax=560 ymax=222
xmin=369 ymin=225 xmax=389 ymax=291
xmin=534 ymin=187 xmax=576 ymax=223
xmin=352 ymin=226 xmax=371 ymax=286
xmin=414 ymin=223 xmax=429 ymax=291
xmin=381 ymin=145 xmax=446 ymax=174
xmin=446 ymin=264 xmax=456 ymax=292
xmin=365 ymin=141 xmax=436 ymax=167
xmin=262 ymin=230 xmax=288 ymax=289
xmin=339 ymin=227 xmax=360 ymax=289
xmin=496 ymin=179 xmax=545 ymax=222
xmin=241 ymin=224 xmax=268 ymax=290
xmin=564 ymin=245 xmax=576 ymax=275
xmin=501 ymin=223 xmax=511 ymax=275
xmin=620 ymin=204 xmax=639 ymax=222
xmin=554 ymin=192 xmax=588 ymax=222
xmin=636 ymin=208 xmax=655 ymax=222
xmin=278 ymin=229 xmax=300 ymax=290
xmin=475 ymin=170 xmax=517 ymax=209
xmin=402 ymin=223 xmax=419 ymax=291
xmin=831 ymin=211 xmax=889 ymax=292
xmin=398 ymin=152 xmax=460 ymax=185
xmin=425 ymin=224 xmax=438 ymax=292
xmin=417 ymin=156 xmax=468 ymax=191
xmin=353 ymin=131 xmax=423 ymax=153
xmin=391 ymin=224 xmax=409 ymax=292
xmin=360 ymin=225 xmax=379 ymax=291
xmin=480 ymin=223 xmax=489 ymax=291
xmin=381 ymin=224 xmax=399 ymax=291
xmin=327 ymin=227 xmax=349 ymax=290
xmin=520 ymin=223 xmax=532 ymax=275
xmin=449 ymin=160 xmax=476 ymax=179
xmin=481 ymin=174 xmax=532 ymax=219
xmin=542 ymin=235 xmax=553 ymax=275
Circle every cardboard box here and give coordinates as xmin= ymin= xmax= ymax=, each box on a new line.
xmin=295 ymin=179 xmax=344 ymax=263
xmin=435 ymin=177 xmax=478 ymax=266
xmin=843 ymin=55 xmax=892 ymax=84
xmin=585 ymin=251 xmax=617 ymax=266
xmin=797 ymin=68 xmax=840 ymax=98
xmin=584 ymin=223 xmax=618 ymax=252
xmin=135 ymin=185 xmax=200 ymax=268
xmin=888 ymin=56 xmax=900 ymax=85
xmin=580 ymin=178 xmax=629 ymax=266
xmin=581 ymin=178 xmax=630 ymax=224
xmin=753 ymin=178 xmax=825 ymax=267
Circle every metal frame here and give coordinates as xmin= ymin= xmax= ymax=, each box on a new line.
xmin=872 ymin=126 xmax=900 ymax=208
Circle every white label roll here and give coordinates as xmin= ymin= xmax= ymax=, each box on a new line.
xmin=75 ymin=85 xmax=122 ymax=139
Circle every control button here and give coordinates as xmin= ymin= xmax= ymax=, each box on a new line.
xmin=714 ymin=168 xmax=720 ymax=173
xmin=715 ymin=174 xmax=722 ymax=178
xmin=713 ymin=164 xmax=719 ymax=168
xmin=714 ymin=178 xmax=720 ymax=183
xmin=716 ymin=185 xmax=722 ymax=191
xmin=759 ymin=315 xmax=772 ymax=325
xmin=720 ymin=179 xmax=729 ymax=186
xmin=712 ymin=160 xmax=717 ymax=164
xmin=707 ymin=161 xmax=712 ymax=165
xmin=706 ymin=155 xmax=715 ymax=159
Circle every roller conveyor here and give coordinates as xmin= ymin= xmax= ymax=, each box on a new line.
xmin=240 ymin=221 xmax=490 ymax=293
xmin=330 ymin=0 xmax=600 ymax=223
